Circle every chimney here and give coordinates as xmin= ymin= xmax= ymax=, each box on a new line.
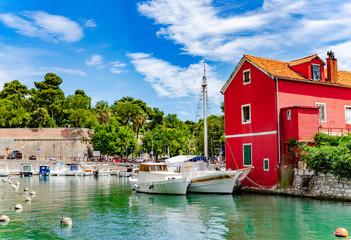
xmin=326 ymin=51 xmax=338 ymax=83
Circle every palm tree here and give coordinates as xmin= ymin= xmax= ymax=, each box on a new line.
xmin=94 ymin=101 xmax=111 ymax=125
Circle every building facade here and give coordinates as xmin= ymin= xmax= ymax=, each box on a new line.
xmin=221 ymin=51 xmax=351 ymax=189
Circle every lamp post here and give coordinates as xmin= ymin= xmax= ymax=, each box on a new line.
xmin=151 ymin=133 xmax=157 ymax=161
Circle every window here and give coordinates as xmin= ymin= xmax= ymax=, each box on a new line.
xmin=263 ymin=158 xmax=269 ymax=171
xmin=242 ymin=104 xmax=251 ymax=124
xmin=315 ymin=103 xmax=326 ymax=122
xmin=345 ymin=106 xmax=351 ymax=124
xmin=243 ymin=144 xmax=252 ymax=166
xmin=243 ymin=69 xmax=251 ymax=84
xmin=287 ymin=110 xmax=291 ymax=120
xmin=312 ymin=64 xmax=321 ymax=80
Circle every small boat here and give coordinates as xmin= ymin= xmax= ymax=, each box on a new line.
xmin=166 ymin=155 xmax=252 ymax=194
xmin=50 ymin=162 xmax=67 ymax=176
xmin=39 ymin=165 xmax=51 ymax=176
xmin=0 ymin=163 xmax=9 ymax=177
xmin=20 ymin=163 xmax=35 ymax=177
xmin=79 ymin=162 xmax=94 ymax=176
xmin=129 ymin=162 xmax=190 ymax=195
xmin=64 ymin=164 xmax=82 ymax=176
xmin=94 ymin=167 xmax=112 ymax=176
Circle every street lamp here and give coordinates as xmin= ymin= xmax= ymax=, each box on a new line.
xmin=151 ymin=133 xmax=157 ymax=161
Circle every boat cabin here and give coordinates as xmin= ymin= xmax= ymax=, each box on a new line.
xmin=139 ymin=163 xmax=168 ymax=172
xmin=39 ymin=165 xmax=50 ymax=176
xmin=66 ymin=163 xmax=79 ymax=171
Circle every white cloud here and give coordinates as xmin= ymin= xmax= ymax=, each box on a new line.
xmin=50 ymin=67 xmax=87 ymax=76
xmin=180 ymin=111 xmax=190 ymax=116
xmin=83 ymin=19 xmax=97 ymax=28
xmin=85 ymin=55 xmax=105 ymax=68
xmin=0 ymin=11 xmax=84 ymax=43
xmin=138 ymin=0 xmax=351 ymax=62
xmin=128 ymin=52 xmax=223 ymax=104
xmin=86 ymin=55 xmax=126 ymax=74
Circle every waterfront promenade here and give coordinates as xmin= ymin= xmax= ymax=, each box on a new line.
xmin=0 ymin=159 xmax=130 ymax=175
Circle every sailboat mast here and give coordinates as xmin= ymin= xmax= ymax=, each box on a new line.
xmin=202 ymin=61 xmax=208 ymax=160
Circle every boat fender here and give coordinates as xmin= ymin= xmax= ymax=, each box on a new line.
xmin=334 ymin=228 xmax=348 ymax=237
xmin=149 ymin=184 xmax=154 ymax=189
xmin=134 ymin=184 xmax=139 ymax=189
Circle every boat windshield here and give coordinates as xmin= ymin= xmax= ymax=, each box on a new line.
xmin=23 ymin=166 xmax=31 ymax=171
xmin=140 ymin=164 xmax=168 ymax=172
xmin=70 ymin=165 xmax=78 ymax=171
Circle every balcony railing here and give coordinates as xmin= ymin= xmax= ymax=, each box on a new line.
xmin=318 ymin=127 xmax=351 ymax=136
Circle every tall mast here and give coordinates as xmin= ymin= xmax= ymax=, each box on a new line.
xmin=202 ymin=61 xmax=208 ymax=160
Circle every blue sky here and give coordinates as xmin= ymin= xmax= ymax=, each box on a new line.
xmin=1 ymin=0 xmax=351 ymax=121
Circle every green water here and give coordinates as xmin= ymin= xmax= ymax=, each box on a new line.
xmin=1 ymin=176 xmax=351 ymax=240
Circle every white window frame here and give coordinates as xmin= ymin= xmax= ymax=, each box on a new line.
xmin=243 ymin=143 xmax=252 ymax=167
xmin=241 ymin=104 xmax=251 ymax=124
xmin=315 ymin=102 xmax=326 ymax=123
xmin=312 ymin=64 xmax=321 ymax=80
xmin=243 ymin=69 xmax=251 ymax=85
xmin=263 ymin=158 xmax=269 ymax=171
xmin=345 ymin=105 xmax=351 ymax=124
xmin=286 ymin=110 xmax=291 ymax=120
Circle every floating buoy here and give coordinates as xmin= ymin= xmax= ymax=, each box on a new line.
xmin=12 ymin=203 xmax=23 ymax=210
xmin=0 ymin=215 xmax=10 ymax=222
xmin=24 ymin=187 xmax=29 ymax=192
xmin=15 ymin=182 xmax=20 ymax=186
xmin=11 ymin=185 xmax=18 ymax=190
xmin=334 ymin=228 xmax=348 ymax=237
xmin=30 ymin=191 xmax=36 ymax=196
xmin=60 ymin=216 xmax=72 ymax=226
xmin=25 ymin=196 xmax=31 ymax=201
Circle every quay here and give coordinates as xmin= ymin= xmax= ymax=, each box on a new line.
xmin=0 ymin=159 xmax=133 ymax=176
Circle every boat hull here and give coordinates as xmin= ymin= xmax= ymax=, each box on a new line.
xmin=187 ymin=172 xmax=238 ymax=194
xmin=131 ymin=178 xmax=189 ymax=195
xmin=0 ymin=171 xmax=9 ymax=177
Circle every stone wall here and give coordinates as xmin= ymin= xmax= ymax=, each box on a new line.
xmin=293 ymin=169 xmax=351 ymax=199
xmin=0 ymin=128 xmax=93 ymax=162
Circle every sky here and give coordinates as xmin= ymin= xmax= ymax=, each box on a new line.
xmin=1 ymin=0 xmax=351 ymax=121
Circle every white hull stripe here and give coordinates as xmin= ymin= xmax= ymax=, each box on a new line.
xmin=225 ymin=130 xmax=277 ymax=138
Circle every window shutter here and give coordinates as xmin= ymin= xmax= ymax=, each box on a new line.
xmin=244 ymin=145 xmax=252 ymax=165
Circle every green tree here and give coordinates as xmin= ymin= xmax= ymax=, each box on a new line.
xmin=28 ymin=108 xmax=53 ymax=128
xmin=32 ymin=73 xmax=65 ymax=124
xmin=94 ymin=101 xmax=112 ymax=125
xmin=90 ymin=118 xmax=137 ymax=157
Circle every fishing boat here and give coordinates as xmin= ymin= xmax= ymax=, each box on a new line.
xmin=129 ymin=162 xmax=190 ymax=195
xmin=50 ymin=162 xmax=67 ymax=176
xmin=39 ymin=165 xmax=51 ymax=176
xmin=166 ymin=155 xmax=252 ymax=194
xmin=64 ymin=163 xmax=82 ymax=176
xmin=0 ymin=163 xmax=9 ymax=177
xmin=20 ymin=163 xmax=35 ymax=177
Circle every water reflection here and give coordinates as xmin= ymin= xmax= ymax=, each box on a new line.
xmin=1 ymin=176 xmax=351 ymax=239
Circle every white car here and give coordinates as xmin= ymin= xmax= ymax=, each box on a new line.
xmin=49 ymin=156 xmax=56 ymax=161
xmin=136 ymin=157 xmax=144 ymax=163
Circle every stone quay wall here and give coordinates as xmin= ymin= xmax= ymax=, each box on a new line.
xmin=292 ymin=169 xmax=351 ymax=200
xmin=0 ymin=128 xmax=93 ymax=162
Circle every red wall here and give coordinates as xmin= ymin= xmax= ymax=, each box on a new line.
xmin=224 ymin=60 xmax=279 ymax=188
xmin=278 ymin=80 xmax=351 ymax=129
xmin=290 ymin=58 xmax=325 ymax=81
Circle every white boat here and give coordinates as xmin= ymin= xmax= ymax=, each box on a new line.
xmin=129 ymin=162 xmax=190 ymax=195
xmin=0 ymin=163 xmax=9 ymax=177
xmin=97 ymin=168 xmax=112 ymax=176
xmin=20 ymin=163 xmax=35 ymax=177
xmin=166 ymin=155 xmax=252 ymax=194
xmin=64 ymin=163 xmax=83 ymax=176
xmin=50 ymin=162 xmax=67 ymax=176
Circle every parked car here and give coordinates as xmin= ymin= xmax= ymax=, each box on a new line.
xmin=7 ymin=151 xmax=22 ymax=159
xmin=29 ymin=155 xmax=37 ymax=160
xmin=0 ymin=154 xmax=4 ymax=159
xmin=135 ymin=157 xmax=144 ymax=163
xmin=49 ymin=156 xmax=56 ymax=161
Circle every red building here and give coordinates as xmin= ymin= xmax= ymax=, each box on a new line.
xmin=221 ymin=51 xmax=351 ymax=189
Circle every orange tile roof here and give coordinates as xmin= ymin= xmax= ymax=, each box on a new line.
xmin=244 ymin=55 xmax=307 ymax=80
xmin=325 ymin=69 xmax=351 ymax=86
xmin=288 ymin=54 xmax=325 ymax=67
